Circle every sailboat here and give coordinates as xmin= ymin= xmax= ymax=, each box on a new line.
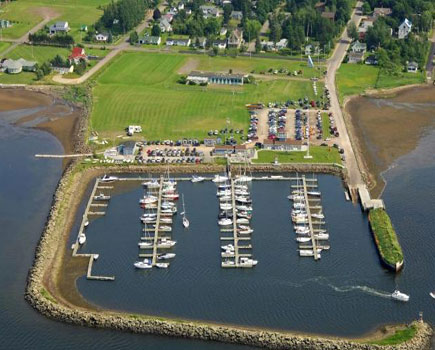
xmin=181 ymin=194 xmax=189 ymax=228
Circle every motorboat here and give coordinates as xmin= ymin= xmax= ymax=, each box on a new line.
xmin=288 ymin=195 xmax=304 ymax=201
xmin=307 ymin=191 xmax=321 ymax=196
xmin=221 ymin=260 xmax=236 ymax=267
xmin=157 ymin=238 xmax=176 ymax=248
xmin=299 ymin=249 xmax=322 ymax=257
xmin=158 ymin=253 xmax=176 ymax=260
xmin=161 ymin=207 xmax=177 ymax=214
xmin=191 ymin=175 xmax=205 ymax=183
xmin=238 ymin=228 xmax=254 ymax=235
xmin=141 ymin=218 xmax=157 ymax=224
xmin=311 ymin=213 xmax=325 ymax=219
xmin=239 ymin=257 xmax=258 ymax=267
xmin=101 ymin=174 xmax=118 ymax=183
xmin=219 ymin=195 xmax=232 ymax=201
xmin=295 ymin=226 xmax=310 ymax=234
xmin=84 ymin=220 xmax=89 ymax=227
xmin=314 ymin=233 xmax=329 ymax=240
xmin=219 ymin=211 xmax=233 ymax=219
xmin=139 ymin=196 xmax=158 ymax=204
xmin=236 ymin=205 xmax=252 ymax=211
xmin=234 ymin=175 xmax=252 ymax=183
xmin=293 ymin=202 xmax=305 ymax=209
xmin=141 ymin=203 xmax=157 ymax=209
xmin=236 ymin=197 xmax=252 ymax=204
xmin=236 ymin=218 xmax=250 ymax=224
xmin=212 ymin=175 xmax=229 ymax=183
xmin=296 ymin=237 xmax=311 ymax=243
xmin=157 ymin=225 xmax=172 ymax=232
xmin=218 ymin=184 xmax=231 ymax=190
xmin=94 ymin=193 xmax=110 ymax=201
xmin=391 ymin=290 xmax=410 ymax=302
xmin=221 ymin=250 xmax=235 ymax=258
xmin=237 ymin=224 xmax=251 ymax=230
xmin=138 ymin=241 xmax=153 ymax=248
xmin=93 ymin=254 xmax=99 ymax=260
xmin=217 ymin=190 xmax=231 ymax=197
xmin=291 ymin=209 xmax=306 ymax=216
xmin=293 ymin=216 xmax=309 ymax=224
xmin=221 ymin=244 xmax=235 ymax=251
xmin=430 ymin=291 xmax=435 ymax=299
xmin=234 ymin=185 xmax=248 ymax=190
xmin=182 ymin=216 xmax=190 ymax=228
xmin=237 ymin=212 xmax=251 ymax=219
xmin=220 ymin=203 xmax=232 ymax=210
xmin=234 ymin=189 xmax=249 ymax=196
xmin=142 ymin=179 xmax=159 ymax=188
xmin=218 ymin=218 xmax=233 ymax=226
xmin=78 ymin=233 xmax=86 ymax=245
xmin=134 ymin=259 xmax=152 ymax=269
xmin=162 ymin=193 xmax=179 ymax=200
xmin=156 ymin=263 xmax=170 ymax=268
xmin=160 ymin=217 xmax=173 ymax=224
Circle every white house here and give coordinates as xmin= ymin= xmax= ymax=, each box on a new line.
xmin=159 ymin=19 xmax=172 ymax=33
xmin=95 ymin=32 xmax=109 ymax=41
xmin=52 ymin=65 xmax=74 ymax=75
xmin=275 ymin=38 xmax=288 ymax=50
xmin=166 ymin=38 xmax=191 ymax=46
xmin=407 ymin=61 xmax=418 ymax=73
xmin=398 ymin=19 xmax=412 ymax=39
xmin=351 ymin=40 xmax=367 ymax=54
xmin=200 ymin=5 xmax=219 ymax=18
xmin=49 ymin=21 xmax=70 ymax=34
xmin=213 ymin=39 xmax=227 ymax=50
xmin=178 ymin=2 xmax=185 ymax=10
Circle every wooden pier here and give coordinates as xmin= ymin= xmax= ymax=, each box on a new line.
xmin=72 ymin=178 xmax=115 ymax=281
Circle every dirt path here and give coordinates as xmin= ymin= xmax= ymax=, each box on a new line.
xmin=177 ymin=57 xmax=199 ymax=74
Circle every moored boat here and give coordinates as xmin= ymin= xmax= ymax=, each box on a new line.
xmin=191 ymin=175 xmax=205 ymax=183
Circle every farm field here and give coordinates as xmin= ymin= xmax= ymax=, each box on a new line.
xmin=90 ymin=52 xmax=323 ymax=141
xmin=336 ymin=64 xmax=425 ymax=103
xmin=0 ymin=0 xmax=111 ymax=40
xmin=252 ymin=147 xmax=342 ymax=164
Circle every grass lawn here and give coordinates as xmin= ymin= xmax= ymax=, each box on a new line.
xmin=0 ymin=71 xmax=37 ymax=84
xmin=91 ymin=52 xmax=322 ymax=141
xmin=7 ymin=45 xmax=70 ymax=64
xmin=0 ymin=0 xmax=111 ymax=40
xmin=252 ymin=147 xmax=342 ymax=164
xmin=321 ymin=113 xmax=331 ymax=139
xmin=369 ymin=208 xmax=403 ymax=267
xmin=336 ymin=64 xmax=425 ymax=103
xmin=0 ymin=41 xmax=11 ymax=54
xmin=370 ymin=325 xmax=417 ymax=346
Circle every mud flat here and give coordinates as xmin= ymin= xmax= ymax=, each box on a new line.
xmin=345 ymin=85 xmax=435 ymax=197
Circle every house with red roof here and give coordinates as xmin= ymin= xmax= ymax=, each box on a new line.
xmin=68 ymin=47 xmax=87 ymax=64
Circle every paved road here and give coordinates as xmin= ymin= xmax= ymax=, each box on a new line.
xmin=53 ymin=5 xmax=164 ymax=84
xmin=325 ymin=0 xmax=363 ymax=188
xmin=0 ymin=17 xmax=53 ymax=57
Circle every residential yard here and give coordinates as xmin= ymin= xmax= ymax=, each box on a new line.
xmin=252 ymin=147 xmax=342 ymax=164
xmin=0 ymin=71 xmax=38 ymax=84
xmin=90 ymin=52 xmax=323 ymax=141
xmin=336 ymin=64 xmax=425 ymax=103
xmin=0 ymin=0 xmax=111 ymax=40
xmin=7 ymin=45 xmax=71 ymax=64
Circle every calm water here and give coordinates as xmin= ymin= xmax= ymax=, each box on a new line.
xmin=0 ymin=105 xmax=434 ymax=349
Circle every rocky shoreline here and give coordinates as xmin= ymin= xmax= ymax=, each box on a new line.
xmin=24 ymin=161 xmax=433 ymax=349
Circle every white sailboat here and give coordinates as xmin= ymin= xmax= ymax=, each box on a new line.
xmin=181 ymin=194 xmax=190 ymax=228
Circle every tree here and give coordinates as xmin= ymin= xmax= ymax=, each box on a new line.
xmin=36 ymin=69 xmax=44 ymax=80
xmin=108 ymin=31 xmax=113 ymax=43
xmin=74 ymin=59 xmax=87 ymax=75
xmin=269 ymin=21 xmax=282 ymax=43
xmin=223 ymin=4 xmax=233 ymax=24
xmin=129 ymin=31 xmax=138 ymax=44
xmin=362 ymin=2 xmax=371 ymax=15
xmin=347 ymin=22 xmax=358 ymax=41
xmin=153 ymin=8 xmax=161 ymax=20
xmin=151 ymin=24 xmax=161 ymax=37
xmin=41 ymin=62 xmax=52 ymax=75
xmin=255 ymin=36 xmax=261 ymax=53
xmin=243 ymin=19 xmax=261 ymax=41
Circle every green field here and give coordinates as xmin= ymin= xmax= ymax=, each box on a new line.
xmin=7 ymin=45 xmax=71 ymax=64
xmin=91 ymin=52 xmax=322 ymax=140
xmin=0 ymin=71 xmax=37 ymax=84
xmin=321 ymin=113 xmax=331 ymax=139
xmin=252 ymin=147 xmax=342 ymax=164
xmin=369 ymin=208 xmax=404 ymax=268
xmin=336 ymin=64 xmax=425 ymax=103
xmin=0 ymin=0 xmax=111 ymax=40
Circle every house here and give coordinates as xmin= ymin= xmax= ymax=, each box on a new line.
xmin=52 ymin=65 xmax=74 ymax=74
xmin=358 ymin=19 xmax=374 ymax=40
xmin=187 ymin=71 xmax=246 ymax=85
xmin=314 ymin=1 xmax=326 ymax=12
xmin=163 ymin=14 xmax=174 ymax=23
xmin=95 ymin=32 xmax=109 ymax=41
xmin=185 ymin=8 xmax=192 ymax=15
xmin=227 ymin=28 xmax=243 ymax=49
xmin=120 ymin=141 xmax=138 ymax=156
xmin=194 ymin=37 xmax=207 ymax=48
xmin=166 ymin=38 xmax=191 ymax=46
xmin=351 ymin=40 xmax=367 ymax=54
xmin=348 ymin=51 xmax=364 ymax=64
xmin=262 ymin=139 xmax=305 ymax=151
xmin=261 ymin=40 xmax=275 ymax=51
xmin=159 ymin=18 xmax=172 ymax=33
xmin=219 ymin=27 xmax=228 ymax=36
xmin=68 ymin=47 xmax=87 ymax=64
xmin=49 ymin=21 xmax=70 ymax=34
xmin=200 ymin=5 xmax=219 ymax=18
xmin=365 ymin=55 xmax=378 ymax=65
xmin=168 ymin=7 xmax=178 ymax=15
xmin=139 ymin=36 xmax=161 ymax=45
xmin=213 ymin=39 xmax=227 ymax=50
xmin=178 ymin=2 xmax=185 ymax=10
xmin=398 ymin=18 xmax=412 ymax=39
xmin=0 ymin=19 xmax=11 ymax=28
xmin=275 ymin=38 xmax=288 ymax=50
xmin=1 ymin=58 xmax=37 ymax=74
xmin=373 ymin=7 xmax=392 ymax=19
xmin=407 ymin=61 xmax=418 ymax=73
xmin=230 ymin=11 xmax=243 ymax=20
xmin=321 ymin=11 xmax=335 ymax=21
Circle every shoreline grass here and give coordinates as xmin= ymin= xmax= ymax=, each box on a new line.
xmin=369 ymin=208 xmax=403 ymax=268
xmin=369 ymin=325 xmax=417 ymax=345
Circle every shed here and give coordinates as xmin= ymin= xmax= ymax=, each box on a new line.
xmin=120 ymin=141 xmax=138 ymax=155
xmin=262 ymin=139 xmax=305 ymax=151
